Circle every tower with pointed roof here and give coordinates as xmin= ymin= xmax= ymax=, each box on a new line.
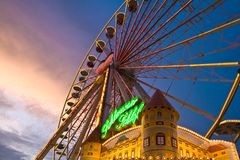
xmin=141 ymin=90 xmax=180 ymax=159
xmin=81 ymin=126 xmax=102 ymax=160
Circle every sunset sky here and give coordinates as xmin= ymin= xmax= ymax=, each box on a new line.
xmin=0 ymin=0 xmax=239 ymax=159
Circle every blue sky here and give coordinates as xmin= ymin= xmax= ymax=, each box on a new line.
xmin=0 ymin=0 xmax=239 ymax=159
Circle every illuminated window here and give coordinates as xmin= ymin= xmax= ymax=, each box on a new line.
xmin=131 ymin=149 xmax=135 ymax=158
xmin=156 ymin=133 xmax=165 ymax=145
xmin=87 ymin=152 xmax=93 ymax=155
xmin=118 ymin=153 xmax=122 ymax=159
xmin=192 ymin=153 xmax=196 ymax=158
xmin=125 ymin=152 xmax=128 ymax=159
xmin=156 ymin=121 xmax=164 ymax=125
xmin=144 ymin=137 xmax=150 ymax=147
xmin=157 ymin=112 xmax=162 ymax=118
xmin=171 ymin=137 xmax=177 ymax=148
xmin=186 ymin=151 xmax=190 ymax=158
xmin=180 ymin=148 xmax=183 ymax=157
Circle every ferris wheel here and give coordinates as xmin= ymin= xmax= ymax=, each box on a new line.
xmin=35 ymin=0 xmax=240 ymax=159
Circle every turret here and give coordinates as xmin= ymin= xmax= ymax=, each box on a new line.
xmin=141 ymin=90 xmax=180 ymax=159
xmin=81 ymin=126 xmax=102 ymax=160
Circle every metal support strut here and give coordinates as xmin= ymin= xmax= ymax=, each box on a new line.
xmin=205 ymin=69 xmax=240 ymax=139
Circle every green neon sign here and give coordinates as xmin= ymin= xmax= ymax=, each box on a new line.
xmin=101 ymin=97 xmax=145 ymax=139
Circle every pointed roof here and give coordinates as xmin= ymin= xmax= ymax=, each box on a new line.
xmin=146 ymin=90 xmax=179 ymax=117
xmin=147 ymin=89 xmax=172 ymax=108
xmin=83 ymin=125 xmax=101 ymax=144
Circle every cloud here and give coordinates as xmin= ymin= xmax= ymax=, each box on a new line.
xmin=0 ymin=129 xmax=31 ymax=160
xmin=0 ymin=89 xmax=13 ymax=109
xmin=0 ymin=143 xmax=28 ymax=160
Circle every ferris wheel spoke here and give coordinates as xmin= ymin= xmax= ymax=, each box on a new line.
xmin=118 ymin=13 xmax=134 ymax=58
xmin=116 ymin=6 xmax=128 ymax=60
xmin=161 ymin=91 xmax=216 ymax=121
xmin=120 ymin=0 xmax=162 ymax=59
xmin=56 ymin=87 xmax=101 ymax=153
xmin=115 ymin=71 xmax=134 ymax=98
xmin=120 ymin=0 xmax=172 ymax=62
xmin=122 ymin=0 xmax=175 ymax=58
xmin=188 ymin=43 xmax=240 ymax=62
xmin=56 ymin=100 xmax=94 ymax=160
xmin=83 ymin=107 xmax=99 ymax=141
xmin=122 ymin=0 xmax=224 ymax=64
xmin=68 ymin=92 xmax=102 ymax=159
xmin=118 ymin=0 xmax=145 ymax=56
xmin=122 ymin=18 xmax=240 ymax=66
xmin=127 ymin=75 xmax=216 ymax=121
xmin=35 ymin=76 xmax=104 ymax=160
xmin=137 ymin=76 xmax=234 ymax=83
xmin=123 ymin=0 xmax=162 ymax=53
xmin=121 ymin=62 xmax=240 ymax=70
xmin=124 ymin=0 xmax=194 ymax=62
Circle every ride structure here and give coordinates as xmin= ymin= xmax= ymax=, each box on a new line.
xmin=35 ymin=0 xmax=240 ymax=159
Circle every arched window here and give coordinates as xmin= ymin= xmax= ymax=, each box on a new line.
xmin=156 ymin=133 xmax=165 ymax=145
xmin=157 ymin=112 xmax=162 ymax=118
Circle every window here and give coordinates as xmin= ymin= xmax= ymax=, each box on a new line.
xmin=171 ymin=114 xmax=174 ymax=120
xmin=186 ymin=151 xmax=190 ymax=158
xmin=118 ymin=153 xmax=122 ymax=159
xmin=171 ymin=137 xmax=177 ymax=148
xmin=124 ymin=152 xmax=128 ymax=159
xmin=144 ymin=137 xmax=150 ymax=147
xmin=157 ymin=112 xmax=162 ymax=118
xmin=156 ymin=121 xmax=164 ymax=125
xmin=180 ymin=148 xmax=183 ymax=157
xmin=131 ymin=149 xmax=135 ymax=158
xmin=156 ymin=133 xmax=165 ymax=145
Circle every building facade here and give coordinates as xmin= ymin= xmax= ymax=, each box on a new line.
xmin=81 ymin=90 xmax=239 ymax=160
